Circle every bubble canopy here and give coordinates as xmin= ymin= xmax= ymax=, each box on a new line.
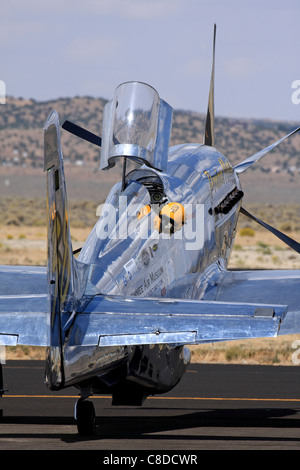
xmin=100 ymin=82 xmax=173 ymax=172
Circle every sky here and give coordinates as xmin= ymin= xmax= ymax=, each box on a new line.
xmin=0 ymin=0 xmax=300 ymax=121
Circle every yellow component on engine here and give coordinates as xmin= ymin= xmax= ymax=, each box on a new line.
xmin=159 ymin=202 xmax=185 ymax=231
xmin=137 ymin=204 xmax=151 ymax=220
xmin=138 ymin=202 xmax=185 ymax=234
xmin=153 ymin=214 xmax=161 ymax=232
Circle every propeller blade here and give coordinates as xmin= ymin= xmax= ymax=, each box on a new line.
xmin=62 ymin=120 xmax=102 ymax=147
xmin=234 ymin=126 xmax=300 ymax=174
xmin=204 ymin=23 xmax=216 ymax=147
xmin=240 ymin=206 xmax=300 ymax=254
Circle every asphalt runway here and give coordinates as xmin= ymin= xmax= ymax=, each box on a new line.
xmin=0 ymin=361 xmax=299 ymax=452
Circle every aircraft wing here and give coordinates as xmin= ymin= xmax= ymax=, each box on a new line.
xmin=212 ymin=269 xmax=300 ymax=336
xmin=65 ymin=294 xmax=287 ymax=347
xmin=0 ymin=265 xmax=49 ymax=346
xmin=1 ymin=265 xmax=298 ymax=348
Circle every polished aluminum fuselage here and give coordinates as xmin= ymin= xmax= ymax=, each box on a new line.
xmin=79 ymin=143 xmax=241 ymax=296
xmin=59 ymin=143 xmax=242 ymax=396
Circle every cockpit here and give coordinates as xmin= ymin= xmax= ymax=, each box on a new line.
xmin=76 ymin=82 xmax=186 ymax=293
xmin=100 ymin=81 xmax=173 ymax=174
xmin=125 ymin=168 xmax=167 ymax=204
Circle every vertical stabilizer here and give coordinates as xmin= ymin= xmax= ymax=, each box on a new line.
xmin=44 ymin=111 xmax=74 ymax=389
xmin=204 ymin=24 xmax=216 ymax=147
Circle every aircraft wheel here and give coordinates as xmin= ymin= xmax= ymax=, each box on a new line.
xmin=75 ymin=399 xmax=96 ymax=436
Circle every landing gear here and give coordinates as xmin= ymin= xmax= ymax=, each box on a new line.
xmin=75 ymin=398 xmax=96 ymax=436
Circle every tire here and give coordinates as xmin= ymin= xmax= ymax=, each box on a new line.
xmin=75 ymin=399 xmax=96 ymax=436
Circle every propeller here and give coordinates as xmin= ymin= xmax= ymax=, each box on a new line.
xmin=62 ymin=120 xmax=102 ymax=257
xmin=62 ymin=120 xmax=102 ymax=147
xmin=62 ymin=119 xmax=130 ymax=191
xmin=234 ymin=126 xmax=300 ymax=174
xmin=204 ymin=23 xmax=216 ymax=147
xmin=240 ymin=206 xmax=300 ymax=254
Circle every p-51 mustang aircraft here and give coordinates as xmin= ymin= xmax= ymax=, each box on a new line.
xmin=1 ymin=25 xmax=300 ymax=435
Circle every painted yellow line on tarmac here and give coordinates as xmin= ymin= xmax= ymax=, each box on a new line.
xmin=2 ymin=395 xmax=300 ymax=403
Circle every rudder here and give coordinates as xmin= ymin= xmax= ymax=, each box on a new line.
xmin=44 ymin=111 xmax=75 ymax=389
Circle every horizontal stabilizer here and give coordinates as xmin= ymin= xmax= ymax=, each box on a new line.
xmin=65 ymin=295 xmax=287 ymax=347
xmin=0 ymin=299 xmax=48 ymax=346
xmin=0 ymin=265 xmax=48 ymax=346
xmin=234 ymin=126 xmax=300 ymax=174
xmin=211 ymin=268 xmax=300 ymax=336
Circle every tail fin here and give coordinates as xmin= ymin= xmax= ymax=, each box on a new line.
xmin=204 ymin=23 xmax=216 ymax=147
xmin=44 ymin=111 xmax=75 ymax=389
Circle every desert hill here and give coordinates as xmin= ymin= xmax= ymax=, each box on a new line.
xmin=1 ymin=96 xmax=300 ymax=204
xmin=1 ymin=95 xmax=300 ymax=169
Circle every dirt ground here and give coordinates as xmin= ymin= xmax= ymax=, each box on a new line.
xmin=1 ymin=221 xmax=300 ymax=269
